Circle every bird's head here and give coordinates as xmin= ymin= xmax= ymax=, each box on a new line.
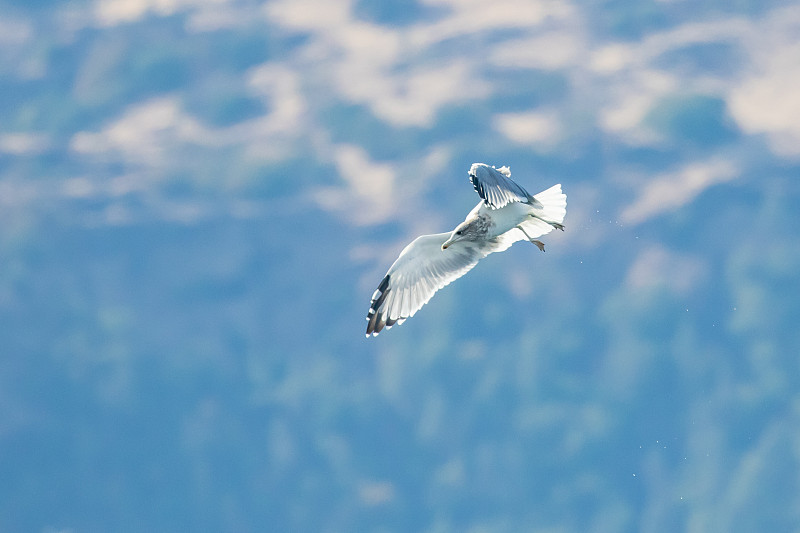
xmin=442 ymin=220 xmax=478 ymax=250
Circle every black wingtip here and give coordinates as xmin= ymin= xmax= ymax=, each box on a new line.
xmin=469 ymin=172 xmax=491 ymax=206
xmin=366 ymin=274 xmax=391 ymax=337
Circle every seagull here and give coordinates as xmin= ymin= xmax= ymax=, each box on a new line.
xmin=365 ymin=163 xmax=566 ymax=337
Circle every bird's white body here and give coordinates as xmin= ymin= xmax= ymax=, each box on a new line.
xmin=469 ymin=201 xmax=530 ymax=238
xmin=366 ymin=163 xmax=566 ymax=336
xmin=452 ymin=180 xmax=566 ymax=248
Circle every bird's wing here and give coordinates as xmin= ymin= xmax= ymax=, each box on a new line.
xmin=469 ymin=163 xmax=533 ymax=209
xmin=366 ymin=233 xmax=494 ymax=336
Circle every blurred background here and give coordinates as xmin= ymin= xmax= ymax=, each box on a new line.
xmin=2 ymin=0 xmax=800 ymax=531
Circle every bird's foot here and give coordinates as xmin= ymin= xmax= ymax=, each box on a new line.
xmin=517 ymin=224 xmax=547 ymax=251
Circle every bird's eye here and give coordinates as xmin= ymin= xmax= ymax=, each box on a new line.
xmin=456 ymin=230 xmax=462 ymax=235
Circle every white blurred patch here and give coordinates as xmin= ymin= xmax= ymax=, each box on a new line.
xmin=69 ymin=66 xmax=308 ymax=165
xmin=315 ymin=144 xmax=453 ymax=229
xmin=590 ymin=44 xmax=635 ymax=74
xmin=490 ymin=31 xmax=584 ymax=70
xmin=0 ymin=133 xmax=49 ymax=155
xmin=493 ymin=111 xmax=562 ymax=148
xmin=358 ymin=480 xmax=394 ymax=505
xmin=93 ymin=0 xmax=232 ymax=26
xmin=591 ymin=18 xmax=748 ymax=75
xmin=94 ymin=0 xmax=179 ymax=25
xmin=592 ymin=18 xmax=749 ymax=144
xmin=335 ymin=145 xmax=396 ymax=205
xmin=313 ymin=145 xmax=397 ymax=226
xmin=728 ymin=7 xmax=800 ymax=157
xmin=627 ymin=245 xmax=707 ymax=294
xmin=246 ymin=63 xmax=308 ymax=138
xmin=62 ymin=177 xmax=96 ymax=198
xmin=265 ymin=0 xmax=350 ymax=30
xmin=0 ymin=16 xmax=32 ymax=46
xmin=186 ymin=7 xmax=252 ymax=32
xmin=267 ymin=0 xmax=570 ymax=127
xmin=621 ymin=158 xmax=738 ymax=224
xmin=366 ymin=61 xmax=489 ymax=127
xmin=505 ymin=268 xmax=534 ymax=299
xmin=70 ymin=97 xmax=208 ymax=164
xmin=412 ymin=0 xmax=575 ymax=46
xmin=599 ymin=69 xmax=677 ymax=142
xmin=434 ymin=457 xmax=465 ymax=486
xmin=0 ymin=180 xmax=39 ymax=209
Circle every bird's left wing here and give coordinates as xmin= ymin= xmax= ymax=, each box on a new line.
xmin=366 ymin=233 xmax=490 ymax=336
xmin=469 ymin=163 xmax=533 ymax=209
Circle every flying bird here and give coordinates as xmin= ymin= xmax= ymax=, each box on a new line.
xmin=365 ymin=163 xmax=566 ymax=337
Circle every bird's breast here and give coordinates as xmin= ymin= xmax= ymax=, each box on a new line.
xmin=481 ymin=202 xmax=530 ymax=237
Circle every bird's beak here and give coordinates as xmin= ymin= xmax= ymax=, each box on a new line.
xmin=442 ymin=232 xmax=460 ymax=249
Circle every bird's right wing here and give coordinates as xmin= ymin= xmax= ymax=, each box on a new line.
xmin=366 ymin=233 xmax=489 ymax=336
xmin=469 ymin=162 xmax=533 ymax=209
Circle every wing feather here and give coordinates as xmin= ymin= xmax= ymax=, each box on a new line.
xmin=366 ymin=233 xmax=490 ymax=336
xmin=469 ymin=163 xmax=533 ymax=208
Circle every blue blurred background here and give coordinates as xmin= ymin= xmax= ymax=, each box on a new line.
xmin=2 ymin=0 xmax=800 ymax=531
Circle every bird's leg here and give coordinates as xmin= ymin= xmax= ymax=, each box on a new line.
xmin=529 ymin=213 xmax=565 ymax=231
xmin=517 ymin=225 xmax=546 ymax=252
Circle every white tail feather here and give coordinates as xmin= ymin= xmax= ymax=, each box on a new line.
xmin=532 ymin=183 xmax=566 ymax=225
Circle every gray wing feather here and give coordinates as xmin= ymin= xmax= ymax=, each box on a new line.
xmin=469 ymin=162 xmax=533 ymax=209
xmin=366 ymin=233 xmax=489 ymax=336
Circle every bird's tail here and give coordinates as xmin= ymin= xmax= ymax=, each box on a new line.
xmin=531 ymin=184 xmax=567 ymax=225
